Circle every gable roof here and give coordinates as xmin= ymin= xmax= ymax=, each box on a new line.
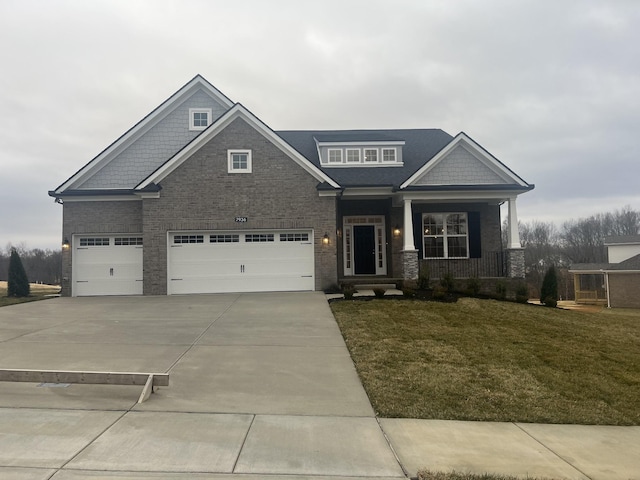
xmin=400 ymin=132 xmax=531 ymax=190
xmin=604 ymin=235 xmax=640 ymax=245
xmin=51 ymin=75 xmax=234 ymax=195
xmin=136 ymin=104 xmax=340 ymax=190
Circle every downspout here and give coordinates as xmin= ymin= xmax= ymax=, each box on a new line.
xmin=604 ymin=270 xmax=611 ymax=309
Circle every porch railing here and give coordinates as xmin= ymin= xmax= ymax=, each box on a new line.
xmin=420 ymin=251 xmax=506 ymax=279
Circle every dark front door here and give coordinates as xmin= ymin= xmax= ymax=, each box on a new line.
xmin=353 ymin=225 xmax=376 ymax=274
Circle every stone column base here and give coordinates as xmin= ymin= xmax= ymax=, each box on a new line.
xmin=402 ymin=249 xmax=419 ymax=280
xmin=506 ymin=248 xmax=525 ymax=278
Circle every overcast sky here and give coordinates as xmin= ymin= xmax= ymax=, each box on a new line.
xmin=1 ymin=0 xmax=638 ymax=251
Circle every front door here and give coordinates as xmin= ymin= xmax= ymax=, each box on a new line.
xmin=353 ymin=225 xmax=376 ymax=274
xmin=343 ymin=216 xmax=387 ymax=276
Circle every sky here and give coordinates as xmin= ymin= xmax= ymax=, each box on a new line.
xmin=1 ymin=0 xmax=639 ymax=251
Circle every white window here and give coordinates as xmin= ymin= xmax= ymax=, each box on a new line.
xmin=228 ymin=149 xmax=252 ymax=173
xmin=328 ymin=149 xmax=343 ymax=163
xmin=189 ymin=108 xmax=212 ymax=131
xmin=346 ymin=149 xmax=361 ymax=163
xmin=364 ymin=148 xmax=378 ymax=163
xmin=423 ymin=213 xmax=468 ymax=259
xmin=79 ymin=237 xmax=109 ymax=247
xmin=174 ymin=235 xmax=204 ymax=244
xmin=382 ymin=148 xmax=396 ymax=162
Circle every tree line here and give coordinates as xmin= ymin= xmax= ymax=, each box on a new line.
xmin=0 ymin=245 xmax=62 ymax=286
xmin=514 ymin=205 xmax=640 ymax=299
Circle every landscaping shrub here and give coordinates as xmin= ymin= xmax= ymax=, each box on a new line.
xmin=341 ymin=284 xmax=356 ymax=299
xmin=440 ymin=273 xmax=454 ymax=292
xmin=515 ymin=283 xmax=529 ymax=303
xmin=402 ymin=286 xmax=416 ymax=298
xmin=466 ymin=276 xmax=481 ymax=297
xmin=495 ymin=279 xmax=507 ymax=300
xmin=540 ymin=266 xmax=558 ymax=307
xmin=373 ymin=288 xmax=386 ymax=298
xmin=7 ymin=249 xmax=30 ymax=297
xmin=417 ymin=268 xmax=430 ymax=290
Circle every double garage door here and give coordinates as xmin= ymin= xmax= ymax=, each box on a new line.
xmin=73 ymin=231 xmax=314 ymax=296
xmin=168 ymin=230 xmax=314 ymax=295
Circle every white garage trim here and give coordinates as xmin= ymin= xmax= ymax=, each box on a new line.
xmin=72 ymin=234 xmax=143 ymax=297
xmin=167 ymin=230 xmax=315 ymax=295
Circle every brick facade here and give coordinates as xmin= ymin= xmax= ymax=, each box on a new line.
xmin=142 ymin=117 xmax=337 ymax=294
xmin=608 ymin=273 xmax=640 ymax=309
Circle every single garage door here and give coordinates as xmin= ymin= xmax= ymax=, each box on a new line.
xmin=73 ymin=236 xmax=143 ymax=296
xmin=168 ymin=230 xmax=314 ymax=294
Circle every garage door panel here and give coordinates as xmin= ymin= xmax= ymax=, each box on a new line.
xmin=73 ymin=237 xmax=143 ymax=297
xmin=168 ymin=230 xmax=314 ymax=294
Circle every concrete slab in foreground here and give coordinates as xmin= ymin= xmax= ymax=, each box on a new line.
xmin=380 ymin=419 xmax=590 ymax=479
xmin=235 ymin=415 xmax=405 ymax=477
xmin=518 ymin=423 xmax=640 ymax=480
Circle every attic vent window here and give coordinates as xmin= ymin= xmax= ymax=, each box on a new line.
xmin=189 ymin=108 xmax=212 ymax=131
xmin=228 ymin=149 xmax=252 ymax=173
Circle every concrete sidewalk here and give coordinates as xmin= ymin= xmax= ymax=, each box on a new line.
xmin=0 ymin=293 xmax=638 ymax=480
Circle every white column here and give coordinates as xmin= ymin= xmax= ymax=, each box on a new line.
xmin=507 ymin=197 xmax=522 ymax=249
xmin=403 ymin=199 xmax=416 ymax=251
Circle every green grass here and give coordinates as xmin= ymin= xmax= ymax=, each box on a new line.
xmin=0 ymin=282 xmax=60 ymax=307
xmin=331 ymin=297 xmax=640 ymax=425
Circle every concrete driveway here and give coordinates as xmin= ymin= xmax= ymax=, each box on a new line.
xmin=0 ymin=293 xmax=405 ymax=479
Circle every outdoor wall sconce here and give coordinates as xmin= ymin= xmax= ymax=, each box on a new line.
xmin=393 ymin=225 xmax=401 ymax=237
xmin=322 ymin=233 xmax=330 ymax=245
xmin=62 ymin=238 xmax=70 ymax=250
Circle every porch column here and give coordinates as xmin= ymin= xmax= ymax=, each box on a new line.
xmin=402 ymin=199 xmax=419 ymax=280
xmin=507 ymin=197 xmax=521 ymax=249
xmin=505 ymin=196 xmax=525 ymax=278
xmin=403 ymin=199 xmax=415 ymax=250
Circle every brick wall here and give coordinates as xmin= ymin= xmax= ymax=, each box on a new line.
xmin=608 ymin=273 xmax=640 ymax=308
xmin=142 ymin=117 xmax=337 ymax=294
xmin=61 ymin=200 xmax=143 ymax=296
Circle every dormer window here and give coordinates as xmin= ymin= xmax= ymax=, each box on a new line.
xmin=318 ymin=142 xmax=404 ymax=167
xmin=189 ymin=108 xmax=212 ymax=131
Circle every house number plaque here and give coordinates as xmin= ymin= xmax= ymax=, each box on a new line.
xmin=235 ymin=217 xmax=248 ymax=223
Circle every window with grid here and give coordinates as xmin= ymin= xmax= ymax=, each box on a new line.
xmin=228 ymin=150 xmax=252 ymax=173
xmin=364 ymin=148 xmax=378 ymax=163
xmin=210 ymin=234 xmax=239 ymax=243
xmin=80 ymin=237 xmax=109 ymax=247
xmin=174 ymin=235 xmax=204 ymax=244
xmin=245 ymin=234 xmax=274 ymax=242
xmin=189 ymin=108 xmax=212 ymax=130
xmin=114 ymin=237 xmax=143 ymax=246
xmin=346 ymin=149 xmax=361 ymax=163
xmin=423 ymin=213 xmax=468 ymax=259
xmin=328 ymin=149 xmax=342 ymax=163
xmin=382 ymin=148 xmax=396 ymax=162
xmin=280 ymin=233 xmax=309 ymax=242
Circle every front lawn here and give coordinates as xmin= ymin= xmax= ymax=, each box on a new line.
xmin=0 ymin=282 xmax=60 ymax=307
xmin=331 ymin=297 xmax=640 ymax=425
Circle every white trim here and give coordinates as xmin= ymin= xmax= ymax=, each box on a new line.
xmin=422 ymin=212 xmax=470 ymax=259
xmin=317 ymin=140 xmax=405 ymax=147
xmin=189 ymin=108 xmax=212 ymax=131
xmin=227 ymin=149 xmax=252 ymax=173
xmin=382 ymin=147 xmax=397 ymax=163
xmin=327 ymin=148 xmax=343 ymax=163
xmin=136 ymin=104 xmax=340 ymax=190
xmin=400 ymin=132 xmax=529 ymax=189
xmin=59 ymin=195 xmax=141 ymax=202
xmin=342 ymin=215 xmax=387 ymax=276
xmin=346 ymin=148 xmax=361 ymax=163
xmin=54 ymin=75 xmax=234 ymax=194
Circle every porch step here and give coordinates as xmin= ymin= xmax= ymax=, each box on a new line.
xmin=353 ymin=283 xmax=398 ymax=291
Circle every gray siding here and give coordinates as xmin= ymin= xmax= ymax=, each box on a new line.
xmin=79 ymin=90 xmax=228 ymax=189
xmin=415 ymin=145 xmax=508 ymax=185
xmin=142 ymin=117 xmax=337 ymax=295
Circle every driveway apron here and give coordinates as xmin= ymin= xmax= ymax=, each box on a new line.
xmin=0 ymin=293 xmax=405 ymax=479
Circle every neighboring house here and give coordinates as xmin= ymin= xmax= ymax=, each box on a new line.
xmin=570 ymin=235 xmax=640 ymax=308
xmin=49 ymin=75 xmax=534 ymax=297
